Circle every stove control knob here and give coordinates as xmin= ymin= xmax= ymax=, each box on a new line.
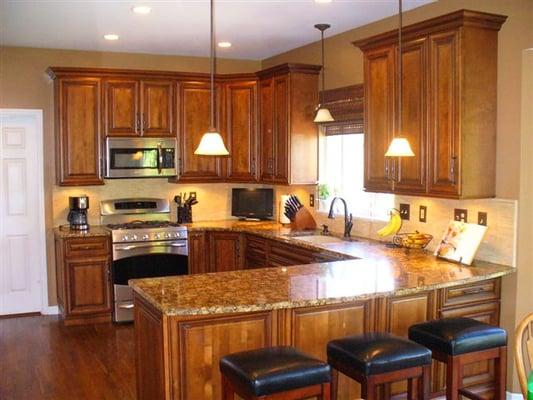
xmin=122 ymin=235 xmax=130 ymax=242
xmin=174 ymin=232 xmax=180 ymax=238
xmin=142 ymin=234 xmax=149 ymax=241
xmin=155 ymin=233 xmax=161 ymax=239
xmin=132 ymin=234 xmax=138 ymax=241
xmin=166 ymin=233 xmax=172 ymax=239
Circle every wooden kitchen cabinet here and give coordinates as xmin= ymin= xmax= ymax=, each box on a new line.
xmin=208 ymin=232 xmax=243 ymax=272
xmin=258 ymin=64 xmax=321 ymax=185
xmin=354 ymin=10 xmax=506 ymax=198
xmin=188 ymin=231 xmax=209 ymax=274
xmin=175 ymin=80 xmax=224 ymax=182
xmin=54 ymin=235 xmax=112 ymax=325
xmin=223 ymin=80 xmax=258 ymax=182
xmin=51 ymin=75 xmax=104 ymax=186
xmin=104 ymin=78 xmax=175 ymax=138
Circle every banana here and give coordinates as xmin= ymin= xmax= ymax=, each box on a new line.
xmin=377 ymin=209 xmax=402 ymax=237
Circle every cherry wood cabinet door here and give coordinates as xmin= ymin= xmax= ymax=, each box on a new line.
xmin=273 ymin=75 xmax=290 ymax=184
xmin=224 ymin=80 xmax=258 ymax=182
xmin=208 ymin=232 xmax=243 ymax=272
xmin=259 ymin=78 xmax=275 ymax=181
xmin=104 ymin=79 xmax=140 ymax=137
xmin=395 ymin=38 xmax=428 ymax=194
xmin=177 ymin=81 xmax=223 ymax=181
xmin=427 ymin=30 xmax=460 ymax=197
xmin=290 ymin=301 xmax=375 ymax=400
xmin=66 ymin=257 xmax=111 ymax=315
xmin=188 ymin=231 xmax=209 ymax=274
xmin=56 ymin=77 xmax=104 ymax=185
xmin=363 ymin=46 xmax=395 ymax=192
xmin=140 ymin=80 xmax=175 ymax=137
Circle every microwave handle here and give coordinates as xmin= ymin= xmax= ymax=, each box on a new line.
xmin=157 ymin=143 xmax=163 ymax=174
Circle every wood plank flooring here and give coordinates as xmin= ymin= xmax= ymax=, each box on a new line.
xmin=0 ymin=315 xmax=135 ymax=400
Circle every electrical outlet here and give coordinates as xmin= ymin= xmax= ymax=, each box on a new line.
xmin=478 ymin=211 xmax=488 ymax=226
xmin=309 ymin=194 xmax=315 ymax=207
xmin=419 ymin=205 xmax=427 ymax=223
xmin=399 ymin=203 xmax=410 ymax=221
xmin=189 ymin=192 xmax=197 ymax=200
xmin=454 ymin=208 xmax=468 ymax=223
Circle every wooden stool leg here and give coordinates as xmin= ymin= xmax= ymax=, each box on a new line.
xmin=362 ymin=377 xmax=376 ymax=400
xmin=419 ymin=365 xmax=431 ymax=400
xmin=320 ymin=382 xmax=331 ymax=400
xmin=221 ymin=375 xmax=234 ymax=400
xmin=407 ymin=378 xmax=417 ymax=400
xmin=494 ymin=346 xmax=507 ymax=400
xmin=446 ymin=355 xmax=461 ymax=400
xmin=330 ymin=368 xmax=339 ymax=400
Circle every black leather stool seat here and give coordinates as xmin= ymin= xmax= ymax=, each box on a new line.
xmin=409 ymin=317 xmax=508 ymax=356
xmin=219 ymin=346 xmax=331 ymax=397
xmin=327 ymin=332 xmax=432 ymax=376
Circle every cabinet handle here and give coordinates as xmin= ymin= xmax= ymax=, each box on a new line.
xmin=391 ymin=159 xmax=396 ymax=181
xmin=178 ymin=158 xmax=183 ymax=172
xmin=250 ymin=158 xmax=256 ymax=175
xmin=385 ymin=159 xmax=389 ymax=180
xmin=450 ymin=156 xmax=457 ymax=184
xmin=462 ymin=287 xmax=484 ymax=295
xmin=142 ymin=113 xmax=147 ymax=130
xmin=136 ymin=113 xmax=141 ymax=132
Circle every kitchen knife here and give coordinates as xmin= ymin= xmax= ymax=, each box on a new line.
xmin=292 ymin=195 xmax=303 ymax=209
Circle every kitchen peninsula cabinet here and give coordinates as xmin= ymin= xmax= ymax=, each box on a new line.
xmin=354 ymin=10 xmax=507 ymax=199
xmin=188 ymin=231 xmax=209 ymax=274
xmin=54 ymin=230 xmax=112 ymax=325
xmin=208 ymin=231 xmax=244 ymax=272
xmin=258 ymin=64 xmax=321 ymax=185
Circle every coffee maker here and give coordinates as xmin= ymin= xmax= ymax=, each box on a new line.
xmin=67 ymin=195 xmax=89 ymax=231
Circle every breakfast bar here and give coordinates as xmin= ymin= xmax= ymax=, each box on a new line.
xmin=130 ymin=225 xmax=513 ymax=400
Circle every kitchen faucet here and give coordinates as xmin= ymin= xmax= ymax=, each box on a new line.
xmin=328 ymin=197 xmax=353 ymax=238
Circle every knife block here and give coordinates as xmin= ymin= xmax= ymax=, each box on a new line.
xmin=290 ymin=207 xmax=317 ymax=231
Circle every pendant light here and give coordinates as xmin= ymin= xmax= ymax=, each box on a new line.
xmin=385 ymin=0 xmax=414 ymax=158
xmin=194 ymin=0 xmax=229 ymax=156
xmin=314 ymin=23 xmax=334 ymax=123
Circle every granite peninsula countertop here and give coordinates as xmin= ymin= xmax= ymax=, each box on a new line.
xmin=54 ymin=225 xmax=110 ymax=239
xmin=130 ymin=220 xmax=514 ymax=316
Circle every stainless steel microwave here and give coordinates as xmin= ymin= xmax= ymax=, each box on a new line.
xmin=105 ymin=138 xmax=177 ymax=178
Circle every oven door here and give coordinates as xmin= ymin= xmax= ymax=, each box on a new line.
xmin=112 ymin=240 xmax=188 ymax=322
xmin=105 ymin=137 xmax=177 ymax=178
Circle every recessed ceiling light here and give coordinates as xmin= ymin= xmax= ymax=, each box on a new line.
xmin=218 ymin=41 xmax=232 ymax=48
xmin=104 ymin=34 xmax=119 ymax=41
xmin=315 ymin=0 xmax=332 ymax=3
xmin=132 ymin=6 xmax=152 ymax=14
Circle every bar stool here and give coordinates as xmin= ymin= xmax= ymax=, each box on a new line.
xmin=409 ymin=317 xmax=507 ymax=400
xmin=327 ymin=332 xmax=432 ymax=400
xmin=219 ymin=346 xmax=332 ymax=400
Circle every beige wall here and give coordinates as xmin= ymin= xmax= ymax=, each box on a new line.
xmin=0 ymin=46 xmax=262 ymax=307
xmin=263 ymin=0 xmax=533 ymax=392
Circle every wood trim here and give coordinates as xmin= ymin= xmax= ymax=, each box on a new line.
xmin=353 ymin=9 xmax=507 ymax=50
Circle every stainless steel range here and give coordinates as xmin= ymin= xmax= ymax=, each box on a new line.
xmin=101 ymin=198 xmax=188 ymax=322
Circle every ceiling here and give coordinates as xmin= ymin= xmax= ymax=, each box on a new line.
xmin=1 ymin=0 xmax=434 ymax=60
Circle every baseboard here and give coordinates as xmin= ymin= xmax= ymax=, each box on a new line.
xmin=507 ymin=391 xmax=524 ymax=400
xmin=41 ymin=306 xmax=59 ymax=315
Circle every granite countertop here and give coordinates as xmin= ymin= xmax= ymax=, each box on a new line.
xmin=54 ymin=225 xmax=110 ymax=239
xmin=131 ymin=220 xmax=515 ymax=316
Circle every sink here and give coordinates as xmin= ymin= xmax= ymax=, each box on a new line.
xmin=289 ymin=234 xmax=358 ymax=245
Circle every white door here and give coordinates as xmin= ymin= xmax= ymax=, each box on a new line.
xmin=0 ymin=109 xmax=47 ymax=315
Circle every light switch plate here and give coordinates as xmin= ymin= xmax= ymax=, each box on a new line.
xmin=478 ymin=211 xmax=487 ymax=226
xmin=419 ymin=205 xmax=427 ymax=223
xmin=309 ymin=194 xmax=315 ymax=207
xmin=454 ymin=208 xmax=468 ymax=223
xmin=399 ymin=203 xmax=410 ymax=221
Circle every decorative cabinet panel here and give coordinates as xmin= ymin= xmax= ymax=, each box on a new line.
xmin=223 ymin=80 xmax=258 ymax=182
xmin=104 ymin=78 xmax=175 ymax=138
xmin=54 ymin=77 xmax=104 ymax=186
xmin=188 ymin=231 xmax=209 ymax=274
xmin=176 ymin=81 xmax=223 ymax=182
xmin=208 ymin=232 xmax=243 ymax=272
xmin=354 ymin=10 xmax=506 ymax=199
xmin=54 ymin=235 xmax=112 ymax=325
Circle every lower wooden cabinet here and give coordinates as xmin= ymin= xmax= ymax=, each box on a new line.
xmin=188 ymin=231 xmax=209 ymax=274
xmin=208 ymin=232 xmax=243 ymax=272
xmin=54 ymin=235 xmax=112 ymax=325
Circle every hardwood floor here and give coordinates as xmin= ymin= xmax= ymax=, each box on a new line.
xmin=0 ymin=314 xmax=135 ymax=400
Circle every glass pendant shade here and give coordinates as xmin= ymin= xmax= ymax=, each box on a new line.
xmin=194 ymin=129 xmax=229 ymax=156
xmin=314 ymin=107 xmax=334 ymax=123
xmin=385 ymin=138 xmax=415 ymax=157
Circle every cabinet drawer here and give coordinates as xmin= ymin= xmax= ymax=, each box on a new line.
xmin=439 ymin=279 xmax=500 ymax=309
xmin=65 ymin=237 xmax=110 ymax=258
xmin=269 ymin=242 xmax=315 ymax=265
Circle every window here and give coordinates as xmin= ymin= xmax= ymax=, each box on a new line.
xmin=319 ymin=133 xmax=393 ymax=221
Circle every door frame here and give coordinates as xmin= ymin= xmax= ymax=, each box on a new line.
xmin=0 ymin=109 xmax=51 ymax=315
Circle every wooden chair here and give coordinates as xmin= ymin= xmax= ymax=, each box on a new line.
xmin=515 ymin=312 xmax=533 ymax=398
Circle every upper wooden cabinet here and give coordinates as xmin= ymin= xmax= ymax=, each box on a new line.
xmin=258 ymin=65 xmax=321 ymax=185
xmin=53 ymin=76 xmax=104 ymax=186
xmin=354 ymin=10 xmax=507 ymax=199
xmin=104 ymin=78 xmax=175 ymax=137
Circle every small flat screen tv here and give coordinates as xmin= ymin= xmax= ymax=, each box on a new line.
xmin=232 ymin=188 xmax=274 ymax=220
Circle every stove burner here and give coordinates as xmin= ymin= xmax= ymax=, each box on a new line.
xmin=106 ymin=220 xmax=181 ymax=230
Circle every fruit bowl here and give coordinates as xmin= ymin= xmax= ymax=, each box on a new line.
xmin=392 ymin=231 xmax=433 ymax=249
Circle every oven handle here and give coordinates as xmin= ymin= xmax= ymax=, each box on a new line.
xmin=115 ymin=241 xmax=187 ymax=251
xmin=157 ymin=142 xmax=163 ymax=174
xmin=117 ymin=303 xmax=134 ymax=310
